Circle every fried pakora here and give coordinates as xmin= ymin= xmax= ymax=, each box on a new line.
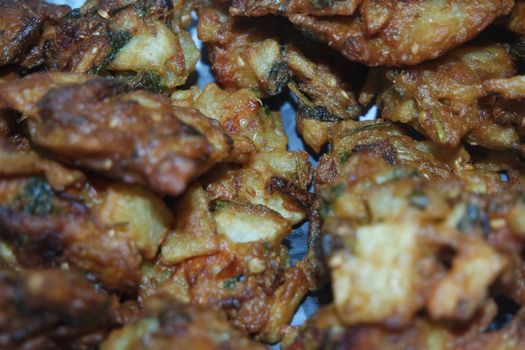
xmin=1 ymin=0 xmax=525 ymax=348
xmin=287 ymin=0 xmax=514 ymax=66
xmin=285 ymin=38 xmax=363 ymax=152
xmin=0 ymin=73 xmax=231 ymax=196
xmin=102 ymin=296 xmax=269 ymax=350
xmin=39 ymin=0 xmax=199 ymax=90
xmin=230 ymin=0 xmax=361 ymax=16
xmin=198 ymin=3 xmax=363 ymax=151
xmin=282 ymin=303 xmax=525 ymax=350
xmin=0 ymin=268 xmax=119 ymax=349
xmin=162 ymin=84 xmax=313 ymax=342
xmin=364 ymin=43 xmax=525 ymax=151
xmin=319 ymin=152 xmax=524 ymax=326
xmin=0 ymin=0 xmax=70 ymax=68
xmin=198 ymin=2 xmax=290 ymax=97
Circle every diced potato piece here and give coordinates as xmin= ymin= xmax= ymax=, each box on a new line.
xmin=214 ymin=201 xmax=291 ymax=244
xmin=193 ymin=84 xmax=288 ymax=151
xmin=109 ymin=21 xmax=198 ymax=88
xmin=160 ymin=183 xmax=219 ymax=265
xmin=240 ymin=151 xmax=311 ymax=224
xmin=428 ymin=239 xmax=507 ymax=320
xmin=97 ymin=183 xmax=172 ymax=259
xmin=330 ymin=222 xmax=419 ymax=326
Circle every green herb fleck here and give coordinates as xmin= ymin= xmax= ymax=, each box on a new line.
xmin=433 ymin=118 xmax=447 ymax=144
xmin=262 ymin=106 xmax=272 ymax=116
xmin=223 ymin=275 xmax=245 ymax=289
xmin=12 ymin=177 xmax=54 ymax=215
xmin=124 ymin=71 xmax=165 ymax=94
xmin=331 ymin=184 xmax=345 ymax=198
xmin=319 ymin=184 xmax=345 ymax=219
xmin=409 ymin=188 xmax=428 ymax=210
xmin=392 ymin=168 xmax=420 ymax=180
xmin=213 ymin=200 xmax=230 ymax=210
xmin=340 ymin=152 xmax=350 ymax=165
xmin=89 ymin=30 xmax=132 ymax=75
xmin=319 ymin=198 xmax=331 ymax=220
xmin=344 ymin=122 xmax=390 ymax=137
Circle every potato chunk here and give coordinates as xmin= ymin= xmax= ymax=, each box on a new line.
xmin=331 ymin=222 xmax=419 ymax=326
xmin=96 ymin=183 xmax=172 ymax=259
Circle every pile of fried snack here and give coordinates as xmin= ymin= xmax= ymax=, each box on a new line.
xmin=2 ymin=0 xmax=525 ymax=349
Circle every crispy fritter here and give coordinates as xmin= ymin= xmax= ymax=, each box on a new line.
xmin=305 ymin=118 xmax=525 ymax=289
xmin=0 ymin=176 xmax=174 ymax=291
xmin=0 ymin=137 xmax=85 ymax=191
xmin=173 ymin=83 xmax=312 ymax=224
xmin=102 ymin=296 xmax=268 ymax=350
xmin=163 ymin=84 xmax=313 ymax=342
xmin=0 ymin=176 xmax=139 ymax=291
xmin=0 ymin=0 xmax=70 ymax=68
xmin=40 ymin=0 xmax=199 ymax=90
xmin=366 ymin=43 xmax=524 ymax=151
xmin=198 ymin=3 xmax=290 ymax=97
xmin=286 ymin=38 xmax=363 ymax=152
xmin=325 ymin=119 xmax=525 ymax=191
xmin=282 ymin=303 xmax=525 ymax=350
xmin=230 ymin=0 xmax=362 ymax=16
xmin=198 ymin=3 xmax=363 ymax=151
xmin=320 ymin=152 xmax=524 ymax=326
xmin=287 ymin=0 xmax=514 ymax=66
xmin=146 ymin=235 xmax=309 ymax=343
xmin=0 ymin=268 xmax=117 ymax=349
xmin=0 ymin=73 xmax=231 ymax=196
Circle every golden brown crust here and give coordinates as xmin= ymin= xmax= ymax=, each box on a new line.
xmin=0 ymin=74 xmax=231 ymax=196
xmin=102 ymin=296 xmax=269 ymax=350
xmin=320 ymin=153 xmax=524 ymax=327
xmin=230 ymin=0 xmax=362 ymax=16
xmin=40 ymin=0 xmax=198 ymax=90
xmin=368 ymin=43 xmax=523 ymax=151
xmin=282 ymin=304 xmax=525 ymax=350
xmin=288 ymin=0 xmax=514 ymax=66
xmin=0 ymin=0 xmax=70 ymax=68
xmin=198 ymin=4 xmax=290 ymax=97
xmin=0 ymin=268 xmax=117 ymax=349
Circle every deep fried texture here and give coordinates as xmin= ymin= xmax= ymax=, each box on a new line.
xmin=173 ymin=84 xmax=313 ymax=225
xmin=286 ymin=38 xmax=363 ymax=152
xmin=329 ymin=119 xmax=525 ymax=190
xmin=149 ymin=240 xmax=309 ymax=342
xmin=230 ymin=0 xmax=361 ymax=16
xmin=282 ymin=304 xmax=525 ymax=350
xmin=198 ymin=3 xmax=363 ymax=151
xmin=288 ymin=0 xmax=514 ymax=66
xmin=40 ymin=0 xmax=198 ymax=90
xmin=0 ymin=136 xmax=85 ymax=191
xmin=0 ymin=176 xmax=143 ymax=291
xmin=0 ymin=0 xmax=69 ymax=68
xmin=166 ymin=85 xmax=312 ymax=342
xmin=0 ymin=73 xmax=231 ymax=196
xmin=102 ymin=296 xmax=268 ymax=350
xmin=0 ymin=268 xmax=116 ymax=349
xmin=306 ymin=118 xmax=525 ymax=291
xmin=506 ymin=0 xmax=525 ymax=34
xmin=0 ymin=171 xmax=176 ymax=292
xmin=319 ymin=152 xmax=524 ymax=327
xmin=198 ymin=3 xmax=290 ymax=97
xmin=366 ymin=43 xmax=523 ymax=151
